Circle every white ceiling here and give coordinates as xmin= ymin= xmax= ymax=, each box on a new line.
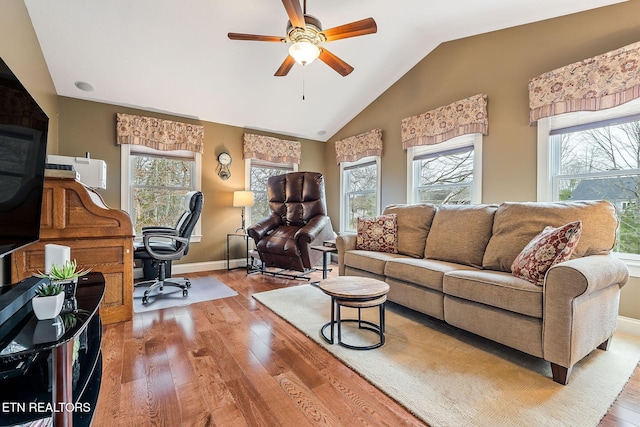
xmin=25 ymin=0 xmax=625 ymax=142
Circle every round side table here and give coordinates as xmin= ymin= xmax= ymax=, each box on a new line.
xmin=319 ymin=276 xmax=390 ymax=350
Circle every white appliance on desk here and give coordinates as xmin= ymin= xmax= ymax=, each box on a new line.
xmin=47 ymin=153 xmax=107 ymax=189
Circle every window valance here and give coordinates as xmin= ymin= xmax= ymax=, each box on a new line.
xmin=335 ymin=129 xmax=382 ymax=164
xmin=116 ymin=113 xmax=204 ymax=153
xmin=401 ymin=94 xmax=488 ymax=149
xmin=243 ymin=133 xmax=301 ymax=164
xmin=529 ymin=41 xmax=640 ymax=124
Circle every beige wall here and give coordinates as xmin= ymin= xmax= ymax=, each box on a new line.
xmin=325 ymin=1 xmax=640 ymax=319
xmin=0 ymin=0 xmax=59 ymax=152
xmin=57 ymin=97 xmax=326 ymax=265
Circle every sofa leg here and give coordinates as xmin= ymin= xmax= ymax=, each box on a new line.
xmin=598 ymin=337 xmax=612 ymax=351
xmin=550 ymin=363 xmax=572 ymax=385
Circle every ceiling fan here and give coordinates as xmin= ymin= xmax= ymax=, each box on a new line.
xmin=228 ymin=0 xmax=377 ymax=77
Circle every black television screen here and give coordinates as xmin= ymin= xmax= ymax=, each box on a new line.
xmin=0 ymin=57 xmax=48 ymax=258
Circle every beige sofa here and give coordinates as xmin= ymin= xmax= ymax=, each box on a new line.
xmin=336 ymin=201 xmax=629 ymax=384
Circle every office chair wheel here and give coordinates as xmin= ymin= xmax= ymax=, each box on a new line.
xmin=186 ymin=280 xmax=191 ymax=288
xmin=183 ymin=289 xmax=188 ymax=297
xmin=142 ymin=296 xmax=150 ymax=304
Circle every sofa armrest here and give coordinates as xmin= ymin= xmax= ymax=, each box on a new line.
xmin=543 ymin=254 xmax=629 ymax=369
xmin=336 ymin=233 xmax=357 ymax=275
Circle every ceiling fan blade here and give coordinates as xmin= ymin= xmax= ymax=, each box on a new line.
xmin=318 ymin=48 xmax=354 ymax=77
xmin=275 ymin=55 xmax=296 ymax=77
xmin=321 ymin=18 xmax=377 ymax=42
xmin=282 ymin=0 xmax=305 ymax=28
xmin=228 ymin=33 xmax=285 ymax=42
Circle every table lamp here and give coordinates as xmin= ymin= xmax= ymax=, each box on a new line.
xmin=233 ymin=191 xmax=254 ymax=233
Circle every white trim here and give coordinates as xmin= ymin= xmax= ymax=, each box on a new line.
xmin=617 ymin=316 xmax=640 ymax=337
xmin=339 ymin=156 xmax=381 ymax=232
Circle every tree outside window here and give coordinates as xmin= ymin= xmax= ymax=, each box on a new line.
xmin=552 ymin=118 xmax=640 ymax=255
xmin=414 ymin=146 xmax=473 ymax=205
xmin=343 ymin=160 xmax=378 ymax=231
xmin=130 ymin=153 xmax=194 ymax=235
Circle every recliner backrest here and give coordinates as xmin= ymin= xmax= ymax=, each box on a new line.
xmin=175 ymin=191 xmax=204 ymax=255
xmin=267 ymin=172 xmax=327 ymax=226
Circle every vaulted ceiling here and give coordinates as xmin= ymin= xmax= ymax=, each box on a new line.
xmin=24 ymin=0 xmax=625 ymax=142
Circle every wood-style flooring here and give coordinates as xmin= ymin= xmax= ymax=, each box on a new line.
xmin=93 ymin=267 xmax=640 ymax=427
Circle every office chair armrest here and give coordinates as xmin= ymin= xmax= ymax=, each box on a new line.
xmin=142 ymin=226 xmax=178 ymax=236
xmin=142 ymin=234 xmax=189 ymax=261
xmin=247 ymin=214 xmax=281 ymax=242
xmin=295 ymin=215 xmax=330 ymax=244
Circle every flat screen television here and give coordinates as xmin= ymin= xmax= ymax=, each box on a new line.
xmin=0 ymin=57 xmax=48 ymax=259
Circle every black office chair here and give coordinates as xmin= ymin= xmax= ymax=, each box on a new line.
xmin=133 ymin=191 xmax=204 ymax=304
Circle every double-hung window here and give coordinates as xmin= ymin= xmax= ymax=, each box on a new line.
xmin=538 ymin=99 xmax=640 ymax=272
xmin=407 ymin=134 xmax=482 ymax=205
xmin=246 ymin=158 xmax=297 ymax=224
xmin=340 ymin=156 xmax=380 ymax=232
xmin=121 ymin=144 xmax=202 ymax=240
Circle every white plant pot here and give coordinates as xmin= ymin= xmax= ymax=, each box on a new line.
xmin=32 ymin=293 xmax=65 ymax=320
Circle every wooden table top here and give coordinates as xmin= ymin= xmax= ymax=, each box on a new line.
xmin=319 ymin=276 xmax=389 ymax=299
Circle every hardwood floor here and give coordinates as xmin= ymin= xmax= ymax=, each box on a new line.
xmin=93 ymin=267 xmax=640 ymax=427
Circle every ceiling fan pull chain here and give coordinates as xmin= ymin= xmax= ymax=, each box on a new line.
xmin=302 ymin=65 xmax=306 ymax=100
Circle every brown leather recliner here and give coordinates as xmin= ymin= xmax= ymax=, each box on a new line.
xmin=247 ymin=172 xmax=335 ymax=272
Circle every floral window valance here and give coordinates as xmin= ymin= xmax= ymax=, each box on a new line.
xmin=243 ymin=133 xmax=301 ymax=164
xmin=529 ymin=41 xmax=640 ymax=123
xmin=116 ymin=113 xmax=204 ymax=153
xmin=401 ymin=94 xmax=488 ymax=149
xmin=335 ymin=129 xmax=382 ymax=164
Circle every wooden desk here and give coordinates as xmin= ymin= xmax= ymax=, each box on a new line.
xmin=11 ymin=177 xmax=134 ymax=324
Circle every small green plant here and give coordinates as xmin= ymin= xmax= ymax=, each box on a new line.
xmin=34 ymin=282 xmax=64 ymax=297
xmin=36 ymin=259 xmax=91 ymax=281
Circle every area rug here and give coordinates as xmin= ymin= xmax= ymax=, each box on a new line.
xmin=253 ymin=284 xmax=640 ymax=427
xmin=134 ymin=276 xmax=237 ymax=313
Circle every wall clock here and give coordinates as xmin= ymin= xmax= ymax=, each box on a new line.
xmin=217 ymin=152 xmax=232 ymax=180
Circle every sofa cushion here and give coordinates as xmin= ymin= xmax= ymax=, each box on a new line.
xmin=483 ymin=201 xmax=617 ymax=272
xmin=385 ymin=258 xmax=477 ymax=292
xmin=443 ymin=270 xmax=543 ymax=318
xmin=424 ymin=204 xmax=497 ymax=268
xmin=383 ymin=204 xmax=436 ymax=258
xmin=344 ymin=250 xmax=406 ymax=276
xmin=356 ymin=214 xmax=398 ymax=253
xmin=511 ymin=221 xmax=582 ymax=285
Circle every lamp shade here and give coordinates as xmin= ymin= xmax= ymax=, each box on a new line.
xmin=289 ymin=41 xmax=320 ymax=65
xmin=233 ymin=191 xmax=254 ymax=207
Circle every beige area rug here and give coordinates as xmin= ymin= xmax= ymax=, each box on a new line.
xmin=253 ymin=284 xmax=640 ymax=427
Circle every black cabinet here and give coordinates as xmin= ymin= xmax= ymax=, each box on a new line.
xmin=0 ymin=273 xmax=105 ymax=426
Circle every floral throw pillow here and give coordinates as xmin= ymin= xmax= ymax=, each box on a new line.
xmin=511 ymin=220 xmax=582 ymax=285
xmin=356 ymin=214 xmax=398 ymax=254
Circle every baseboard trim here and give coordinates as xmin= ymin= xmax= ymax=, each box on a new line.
xmin=618 ymin=316 xmax=640 ymax=337
xmin=133 ymin=259 xmax=244 ymax=279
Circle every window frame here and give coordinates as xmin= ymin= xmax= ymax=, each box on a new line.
xmin=406 ymin=133 xmax=483 ymax=204
xmin=537 ymin=98 xmax=640 ymax=277
xmin=120 ymin=144 xmax=202 ymax=242
xmin=244 ymin=158 xmax=298 ymax=225
xmin=339 ymin=155 xmax=381 ymax=233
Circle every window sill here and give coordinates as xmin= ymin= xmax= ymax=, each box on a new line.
xmin=613 ymin=253 xmax=640 ymax=278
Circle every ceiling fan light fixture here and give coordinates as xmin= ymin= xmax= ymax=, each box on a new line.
xmin=289 ymin=40 xmax=320 ymax=65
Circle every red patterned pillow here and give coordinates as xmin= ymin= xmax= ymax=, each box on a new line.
xmin=511 ymin=221 xmax=582 ymax=285
xmin=356 ymin=214 xmax=398 ymax=253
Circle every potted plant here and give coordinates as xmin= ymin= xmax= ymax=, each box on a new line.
xmin=31 ymin=282 xmax=66 ymax=320
xmin=35 ymin=259 xmax=91 ymax=299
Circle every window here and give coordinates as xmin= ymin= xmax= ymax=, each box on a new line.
xmin=245 ymin=158 xmax=297 ymax=224
xmin=121 ymin=144 xmax=202 ymax=240
xmin=340 ymin=156 xmax=380 ymax=232
xmin=538 ymin=98 xmax=640 ymax=273
xmin=407 ymin=134 xmax=483 ymax=205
